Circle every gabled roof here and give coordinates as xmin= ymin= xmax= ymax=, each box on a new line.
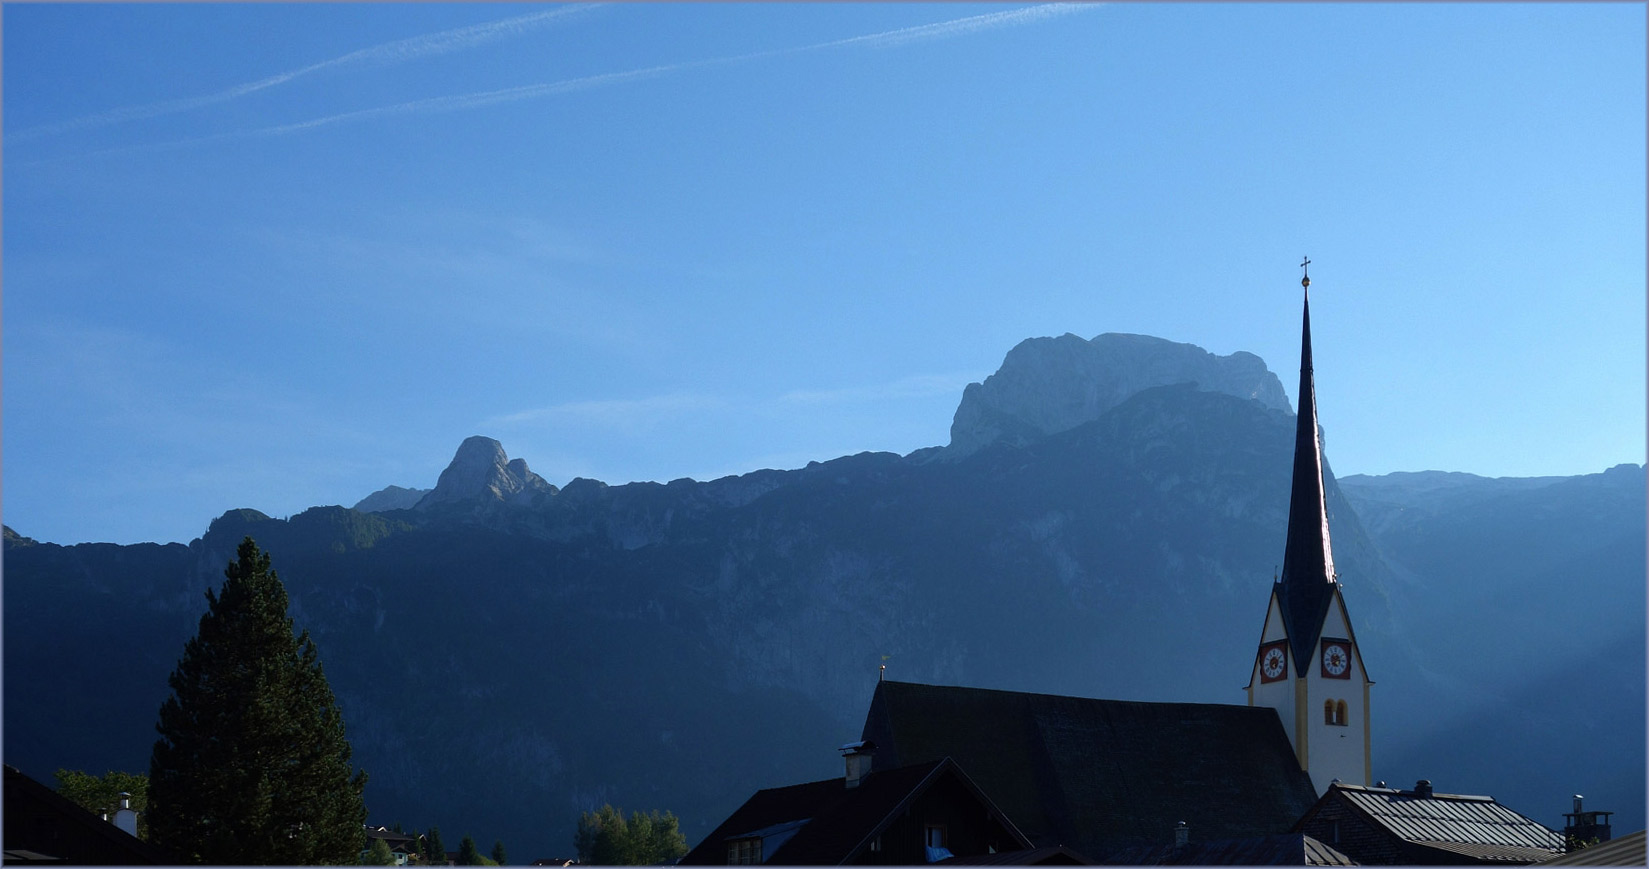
xmin=860 ymin=681 xmax=1319 ymax=858
xmin=1100 ymin=833 xmax=1357 ymax=866
xmin=1307 ymin=783 xmax=1563 ymax=863
xmin=679 ymin=757 xmax=1031 ymax=865
xmin=1277 ymin=290 xmax=1339 ymax=671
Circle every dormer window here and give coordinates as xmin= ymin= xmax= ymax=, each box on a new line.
xmin=727 ymin=838 xmax=761 ymax=865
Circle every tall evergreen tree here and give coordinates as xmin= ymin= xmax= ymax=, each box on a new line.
xmin=148 ymin=537 xmax=367 ymax=864
xmin=425 ymin=827 xmax=447 ymax=865
xmin=490 ymin=840 xmax=507 ymax=865
xmin=458 ymin=835 xmax=482 ymax=865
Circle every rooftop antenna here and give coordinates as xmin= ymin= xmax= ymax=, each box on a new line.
xmin=879 ymin=654 xmax=891 ymax=682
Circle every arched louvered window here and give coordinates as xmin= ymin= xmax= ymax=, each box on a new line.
xmin=1324 ymin=699 xmax=1335 ymax=724
xmin=1336 ymin=700 xmax=1349 ymax=726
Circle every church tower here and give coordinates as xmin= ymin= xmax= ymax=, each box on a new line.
xmin=1246 ymin=264 xmax=1372 ymax=794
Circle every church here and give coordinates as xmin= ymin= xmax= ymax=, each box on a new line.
xmin=849 ymin=268 xmax=1369 ymax=860
xmin=685 ymin=270 xmax=1570 ymax=865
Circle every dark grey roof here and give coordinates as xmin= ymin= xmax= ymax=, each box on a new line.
xmin=1277 ymin=291 xmax=1338 ymax=672
xmin=860 ymin=681 xmax=1319 ymax=859
xmin=939 ymin=844 xmax=1093 ymax=865
xmin=679 ymin=758 xmax=1032 ymax=866
xmin=1322 ymin=783 xmax=1562 ymax=861
xmin=1101 ymin=833 xmax=1357 ymax=866
xmin=1538 ymin=830 xmax=1647 ymax=866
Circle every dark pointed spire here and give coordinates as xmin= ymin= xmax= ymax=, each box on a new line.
xmin=1277 ymin=263 xmax=1337 ymax=669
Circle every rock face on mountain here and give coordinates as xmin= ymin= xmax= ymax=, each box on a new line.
xmin=415 ymin=436 xmax=555 ymax=510
xmin=3 ymin=333 xmax=1641 ymax=859
xmin=948 ymin=332 xmax=1291 ymax=456
xmin=353 ymin=485 xmax=432 ymax=513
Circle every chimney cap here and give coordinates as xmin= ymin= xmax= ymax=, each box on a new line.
xmin=838 ymin=740 xmax=875 ymax=755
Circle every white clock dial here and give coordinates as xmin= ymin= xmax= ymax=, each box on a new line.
xmin=1262 ymin=647 xmax=1286 ymax=679
xmin=1323 ymin=644 xmax=1349 ymax=676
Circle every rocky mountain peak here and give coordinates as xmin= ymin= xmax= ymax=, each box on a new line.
xmin=416 ymin=436 xmax=557 ymax=509
xmin=948 ymin=332 xmax=1291 ymax=456
xmin=353 ymin=485 xmax=432 ymax=514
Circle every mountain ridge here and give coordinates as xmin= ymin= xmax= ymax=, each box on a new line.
xmin=4 ymin=332 xmax=1640 ymax=860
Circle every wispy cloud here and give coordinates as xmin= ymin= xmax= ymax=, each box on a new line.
xmin=8 ymin=5 xmax=599 ymax=143
xmin=779 ymin=373 xmax=982 ymax=406
xmin=486 ymin=393 xmax=730 ymax=430
xmin=26 ymin=3 xmax=1095 ymax=159
xmin=487 ymin=371 xmax=979 ymax=431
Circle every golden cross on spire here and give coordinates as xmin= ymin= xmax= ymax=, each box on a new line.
xmin=1300 ymin=256 xmax=1311 ymax=290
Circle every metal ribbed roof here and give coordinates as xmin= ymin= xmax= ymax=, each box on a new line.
xmin=1340 ymin=787 xmax=1563 ymax=852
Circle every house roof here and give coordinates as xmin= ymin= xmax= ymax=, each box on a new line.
xmin=860 ymin=681 xmax=1320 ymax=858
xmin=938 ymin=844 xmax=1093 ymax=865
xmin=1538 ymin=830 xmax=1647 ymax=866
xmin=1277 ymin=289 xmax=1339 ymax=672
xmin=680 ymin=758 xmax=1030 ymax=866
xmin=1100 ymin=833 xmax=1358 ymax=866
xmin=2 ymin=765 xmax=178 ymax=865
xmin=1311 ymin=783 xmax=1563 ymax=862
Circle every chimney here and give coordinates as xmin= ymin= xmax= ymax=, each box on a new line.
xmin=112 ymin=792 xmax=139 ymax=837
xmin=1174 ymin=821 xmax=1189 ymax=849
xmin=839 ymin=741 xmax=875 ymax=789
xmin=1414 ymin=780 xmax=1433 ymax=798
xmin=1563 ymin=793 xmax=1614 ymax=847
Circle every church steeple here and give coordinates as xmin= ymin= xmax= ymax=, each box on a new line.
xmin=1276 ymin=268 xmax=1337 ymax=672
xmin=1247 ymin=260 xmax=1371 ymax=794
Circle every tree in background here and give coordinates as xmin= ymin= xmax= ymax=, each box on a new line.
xmin=148 ymin=537 xmax=368 ymax=864
xmin=363 ymin=837 xmax=397 ymax=865
xmin=491 ymin=840 xmax=507 ymax=865
xmin=458 ymin=835 xmax=483 ymax=865
xmin=55 ymin=769 xmax=149 ymax=840
xmin=424 ymin=827 xmax=447 ymax=865
xmin=574 ymin=805 xmax=688 ymax=865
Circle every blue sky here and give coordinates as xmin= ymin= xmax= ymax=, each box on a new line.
xmin=5 ymin=3 xmax=1644 ymax=545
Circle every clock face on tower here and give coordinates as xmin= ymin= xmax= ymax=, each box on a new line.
xmin=1259 ymin=640 xmax=1289 ymax=683
xmin=1321 ymin=640 xmax=1351 ymax=679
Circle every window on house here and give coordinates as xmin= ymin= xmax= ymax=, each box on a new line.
xmin=727 ymin=838 xmax=761 ymax=865
xmin=925 ymin=825 xmax=947 ymax=849
xmin=870 ymin=835 xmax=882 ymax=853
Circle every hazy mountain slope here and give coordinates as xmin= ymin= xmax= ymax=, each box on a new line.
xmin=4 ymin=336 xmax=1640 ymax=858
xmin=1339 ymin=466 xmax=1646 ymax=827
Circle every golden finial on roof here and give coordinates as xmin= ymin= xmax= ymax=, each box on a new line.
xmin=1300 ymin=256 xmax=1311 ymax=290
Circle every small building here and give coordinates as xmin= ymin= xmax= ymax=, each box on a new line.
xmin=362 ymin=826 xmax=421 ymax=865
xmin=2 ymin=765 xmax=176 ymax=865
xmin=1293 ymin=780 xmax=1564 ymax=865
xmin=680 ymin=753 xmax=1039 ymax=865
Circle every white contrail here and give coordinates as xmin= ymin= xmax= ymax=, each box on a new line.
xmin=18 ymin=3 xmax=1096 ymax=157
xmin=812 ymin=3 xmax=1090 ymax=50
xmin=8 ymin=5 xmax=599 ymax=142
xmin=243 ymin=4 xmax=1096 ymax=135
